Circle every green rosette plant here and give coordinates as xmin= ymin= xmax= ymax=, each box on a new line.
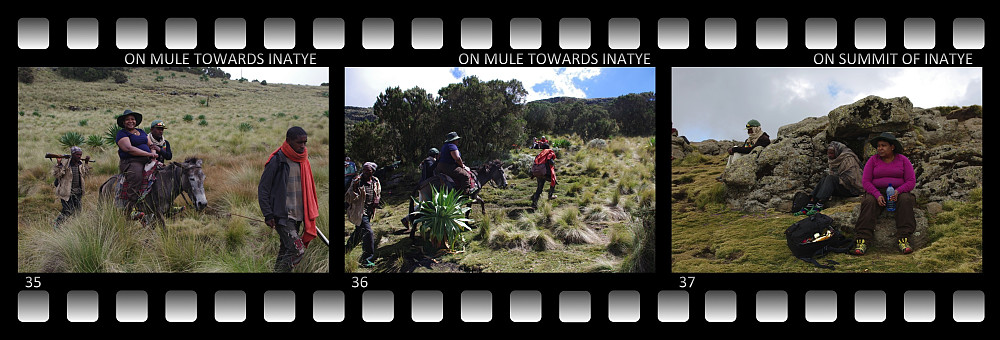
xmin=412 ymin=186 xmax=474 ymax=250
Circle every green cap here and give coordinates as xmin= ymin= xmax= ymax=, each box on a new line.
xmin=746 ymin=119 xmax=761 ymax=128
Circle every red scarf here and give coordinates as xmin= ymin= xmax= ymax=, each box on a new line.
xmin=267 ymin=141 xmax=319 ymax=247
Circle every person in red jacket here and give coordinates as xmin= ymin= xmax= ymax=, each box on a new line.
xmin=531 ymin=145 xmax=558 ymax=209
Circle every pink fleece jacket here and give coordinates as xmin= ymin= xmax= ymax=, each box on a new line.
xmin=862 ymin=154 xmax=916 ymax=197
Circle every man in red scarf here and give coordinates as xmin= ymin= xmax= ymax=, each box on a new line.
xmin=531 ymin=146 xmax=558 ymax=209
xmin=259 ymin=127 xmax=320 ymax=273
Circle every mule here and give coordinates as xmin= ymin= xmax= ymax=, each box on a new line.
xmin=405 ymin=160 xmax=509 ymax=239
xmin=100 ymin=157 xmax=207 ymax=228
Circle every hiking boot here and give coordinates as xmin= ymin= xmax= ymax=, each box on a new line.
xmin=851 ymin=239 xmax=867 ymax=256
xmin=807 ymin=203 xmax=823 ymax=216
xmin=130 ymin=209 xmax=145 ymax=220
xmin=898 ymin=238 xmax=913 ymax=254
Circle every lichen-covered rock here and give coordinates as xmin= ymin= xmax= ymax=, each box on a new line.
xmin=691 ymin=139 xmax=739 ymax=156
xmin=831 ymin=205 xmax=929 ymax=252
xmin=719 ymin=95 xmax=981 ymax=213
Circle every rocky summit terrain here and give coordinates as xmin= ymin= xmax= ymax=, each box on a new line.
xmin=672 ymin=96 xmax=982 ymax=251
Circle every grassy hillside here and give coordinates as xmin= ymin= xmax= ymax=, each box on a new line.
xmin=345 ymin=135 xmax=656 ymax=273
xmin=671 ymin=152 xmax=982 ymax=273
xmin=17 ymin=67 xmax=330 ymax=273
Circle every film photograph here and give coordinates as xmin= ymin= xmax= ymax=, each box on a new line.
xmin=344 ymin=67 xmax=656 ymax=273
xmin=671 ymin=67 xmax=982 ymax=273
xmin=17 ymin=66 xmax=331 ymax=273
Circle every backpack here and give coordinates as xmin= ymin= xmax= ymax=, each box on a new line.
xmin=784 ymin=213 xmax=852 ymax=269
xmin=790 ymin=192 xmax=811 ymax=213
xmin=531 ymin=163 xmax=548 ymax=178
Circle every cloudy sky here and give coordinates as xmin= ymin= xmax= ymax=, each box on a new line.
xmin=345 ymin=67 xmax=655 ymax=107
xmin=220 ymin=67 xmax=329 ymax=86
xmin=672 ymin=67 xmax=983 ymax=143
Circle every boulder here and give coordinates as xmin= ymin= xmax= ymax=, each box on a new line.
xmin=691 ymin=139 xmax=740 ymax=156
xmin=720 ymin=95 xmax=982 ymax=213
xmin=671 ymin=135 xmax=692 ymax=160
xmin=830 ymin=205 xmax=929 ymax=252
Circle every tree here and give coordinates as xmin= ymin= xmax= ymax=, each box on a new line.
xmin=524 ymin=101 xmax=556 ymax=138
xmin=373 ymin=87 xmax=440 ymax=165
xmin=345 ymin=120 xmax=395 ymax=168
xmin=437 ymin=76 xmax=527 ymax=162
xmin=573 ymin=104 xmax=619 ymax=140
xmin=609 ymin=92 xmax=656 ymax=136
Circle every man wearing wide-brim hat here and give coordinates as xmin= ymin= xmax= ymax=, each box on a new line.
xmin=433 ymin=132 xmax=474 ymax=195
xmin=852 ymin=132 xmax=918 ymax=256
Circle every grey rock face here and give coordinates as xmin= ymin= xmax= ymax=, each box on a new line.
xmin=719 ymin=96 xmax=981 ymax=212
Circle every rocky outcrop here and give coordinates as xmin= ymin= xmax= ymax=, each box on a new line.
xmin=829 ymin=207 xmax=929 ymax=251
xmin=720 ymin=95 xmax=982 ymax=212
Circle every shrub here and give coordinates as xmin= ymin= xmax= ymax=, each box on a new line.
xmin=238 ymin=122 xmax=253 ymax=132
xmin=183 ymin=114 xmax=193 ymax=122
xmin=86 ymin=135 xmax=104 ymax=147
xmin=551 ymin=138 xmax=571 ymax=149
xmin=59 ymin=131 xmax=86 ymax=148
xmin=412 ymin=186 xmax=474 ymax=250
xmin=586 ymin=138 xmax=608 ymax=149
xmin=104 ymin=124 xmax=122 ymax=146
xmin=18 ymin=67 xmax=34 ymax=84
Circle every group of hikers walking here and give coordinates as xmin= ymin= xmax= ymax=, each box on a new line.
xmin=47 ymin=109 xmax=324 ymax=273
xmin=344 ymin=131 xmax=559 ymax=268
xmin=723 ymin=119 xmax=918 ymax=256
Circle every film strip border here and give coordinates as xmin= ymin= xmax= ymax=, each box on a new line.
xmin=16 ymin=289 xmax=989 ymax=323
xmin=17 ymin=16 xmax=986 ymax=50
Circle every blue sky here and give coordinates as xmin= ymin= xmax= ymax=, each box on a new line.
xmin=672 ymin=67 xmax=983 ymax=143
xmin=345 ymin=67 xmax=655 ymax=107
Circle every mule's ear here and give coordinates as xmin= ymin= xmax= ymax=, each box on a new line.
xmin=195 ymin=159 xmax=203 ymax=166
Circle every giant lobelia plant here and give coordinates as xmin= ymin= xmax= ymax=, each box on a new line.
xmin=411 ymin=186 xmax=474 ymax=250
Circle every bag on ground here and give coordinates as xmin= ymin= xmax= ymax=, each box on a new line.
xmin=784 ymin=213 xmax=852 ymax=269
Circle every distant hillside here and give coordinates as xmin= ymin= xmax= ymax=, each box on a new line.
xmin=344 ymin=106 xmax=375 ymax=125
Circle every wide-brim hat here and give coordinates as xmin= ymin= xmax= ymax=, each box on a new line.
xmin=869 ymin=132 xmax=904 ymax=155
xmin=117 ymin=110 xmax=143 ymax=128
xmin=444 ymin=132 xmax=461 ymax=142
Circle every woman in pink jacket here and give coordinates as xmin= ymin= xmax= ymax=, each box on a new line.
xmin=851 ymin=132 xmax=917 ymax=256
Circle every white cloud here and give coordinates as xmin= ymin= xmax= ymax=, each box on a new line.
xmin=672 ymin=67 xmax=982 ymax=143
xmin=344 ymin=67 xmax=603 ymax=107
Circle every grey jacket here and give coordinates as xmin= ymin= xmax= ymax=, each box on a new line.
xmin=258 ymin=150 xmax=293 ymax=227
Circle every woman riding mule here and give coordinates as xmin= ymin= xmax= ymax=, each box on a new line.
xmin=115 ymin=110 xmax=158 ymax=219
xmin=100 ymin=157 xmax=207 ymax=228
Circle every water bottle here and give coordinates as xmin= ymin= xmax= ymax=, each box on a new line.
xmin=886 ymin=184 xmax=896 ymax=212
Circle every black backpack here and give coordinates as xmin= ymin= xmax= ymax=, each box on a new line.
xmin=790 ymin=192 xmax=810 ymax=213
xmin=784 ymin=213 xmax=852 ymax=269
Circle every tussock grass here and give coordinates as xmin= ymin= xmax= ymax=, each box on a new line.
xmin=348 ymin=133 xmax=655 ymax=273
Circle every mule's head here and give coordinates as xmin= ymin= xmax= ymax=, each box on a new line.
xmin=485 ymin=160 xmax=509 ymax=189
xmin=180 ymin=158 xmax=208 ymax=211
